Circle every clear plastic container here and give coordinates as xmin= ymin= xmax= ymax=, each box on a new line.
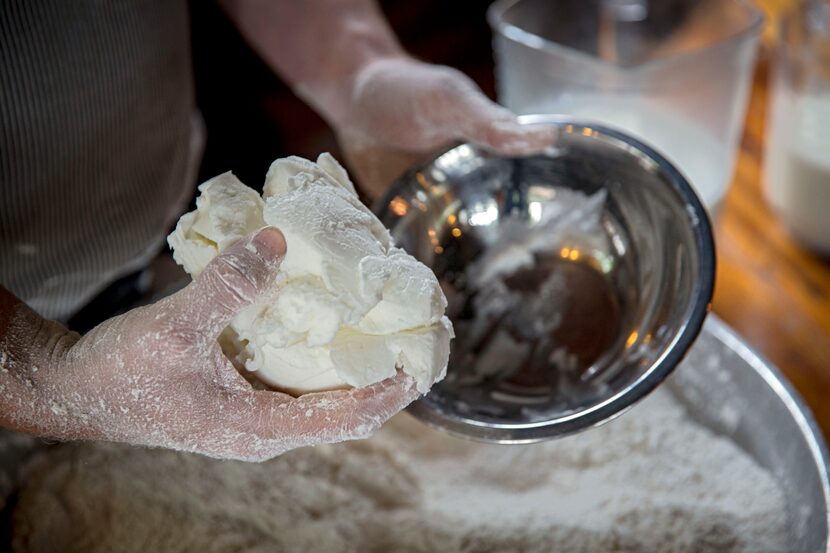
xmin=488 ymin=0 xmax=764 ymax=213
xmin=764 ymin=1 xmax=830 ymax=255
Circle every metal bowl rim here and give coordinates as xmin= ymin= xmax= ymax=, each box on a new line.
xmin=704 ymin=316 xmax=830 ymax=550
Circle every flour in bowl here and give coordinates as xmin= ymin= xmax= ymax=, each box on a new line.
xmin=12 ymin=386 xmax=786 ymax=553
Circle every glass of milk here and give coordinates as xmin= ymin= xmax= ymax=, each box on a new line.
xmin=488 ymin=0 xmax=764 ymax=215
xmin=764 ymin=0 xmax=830 ymax=255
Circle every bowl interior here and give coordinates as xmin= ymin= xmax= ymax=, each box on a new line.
xmin=376 ymin=121 xmax=714 ymax=441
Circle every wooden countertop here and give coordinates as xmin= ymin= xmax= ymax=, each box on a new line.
xmin=713 ymin=61 xmax=830 ymax=436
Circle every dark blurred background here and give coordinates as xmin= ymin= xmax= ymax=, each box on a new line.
xmin=70 ymin=1 xmax=498 ymax=332
xmin=189 ymin=1 xmax=497 ymax=191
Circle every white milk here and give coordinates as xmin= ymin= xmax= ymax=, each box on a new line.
xmin=522 ymin=96 xmax=730 ymax=212
xmin=764 ymin=91 xmax=830 ymax=254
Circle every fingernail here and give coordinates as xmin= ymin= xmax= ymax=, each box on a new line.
xmin=252 ymin=227 xmax=287 ymax=259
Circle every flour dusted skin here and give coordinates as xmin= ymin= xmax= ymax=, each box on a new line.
xmin=168 ymin=154 xmax=453 ymax=394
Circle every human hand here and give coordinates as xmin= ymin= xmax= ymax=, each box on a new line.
xmin=334 ymin=57 xmax=557 ymax=198
xmin=219 ymin=0 xmax=553 ymax=198
xmin=0 ymin=228 xmax=418 ymax=461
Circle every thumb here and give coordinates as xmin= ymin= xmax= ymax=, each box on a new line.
xmin=175 ymin=226 xmax=286 ymax=339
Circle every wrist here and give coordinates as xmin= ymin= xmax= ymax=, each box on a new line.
xmin=296 ymin=49 xmax=409 ymax=129
xmin=221 ymin=0 xmax=408 ymax=128
xmin=0 ymin=288 xmax=80 ymax=437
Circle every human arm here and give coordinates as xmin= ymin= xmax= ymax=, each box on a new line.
xmin=219 ymin=0 xmax=556 ymax=197
xmin=0 ymin=228 xmax=417 ymax=461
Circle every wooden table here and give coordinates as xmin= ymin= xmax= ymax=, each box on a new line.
xmin=714 ymin=60 xmax=830 ymax=436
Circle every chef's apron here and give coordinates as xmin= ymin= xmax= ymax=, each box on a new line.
xmin=0 ymin=0 xmax=201 ymax=321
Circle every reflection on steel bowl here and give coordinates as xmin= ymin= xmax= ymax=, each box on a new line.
xmin=375 ymin=116 xmax=715 ymax=441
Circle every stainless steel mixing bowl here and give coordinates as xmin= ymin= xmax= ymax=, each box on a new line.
xmin=375 ymin=116 xmax=715 ymax=441
xmin=672 ymin=317 xmax=830 ymax=551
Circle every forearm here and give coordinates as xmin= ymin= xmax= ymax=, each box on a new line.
xmin=220 ymin=0 xmax=405 ymax=125
xmin=0 ymin=286 xmax=79 ymax=435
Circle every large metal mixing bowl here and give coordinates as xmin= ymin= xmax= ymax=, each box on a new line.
xmin=0 ymin=318 xmax=826 ymax=549
xmin=671 ymin=317 xmax=830 ymax=551
xmin=375 ymin=117 xmax=715 ymax=441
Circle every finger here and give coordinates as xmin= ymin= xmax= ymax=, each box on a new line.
xmin=450 ymin=91 xmax=558 ymax=156
xmin=243 ymin=371 xmax=418 ymax=445
xmin=468 ymin=118 xmax=559 ymax=157
xmin=172 ymin=226 xmax=286 ymax=340
xmin=294 ymin=371 xmax=420 ymax=442
xmin=192 ymin=372 xmax=417 ymax=462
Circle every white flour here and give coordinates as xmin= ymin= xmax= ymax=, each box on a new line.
xmin=13 ymin=387 xmax=787 ymax=553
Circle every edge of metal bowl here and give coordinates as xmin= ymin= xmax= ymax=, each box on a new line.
xmin=705 ymin=315 xmax=830 ymax=550
xmin=376 ymin=117 xmax=716 ymax=442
